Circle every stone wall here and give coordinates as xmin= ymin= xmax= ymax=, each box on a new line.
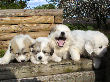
xmin=0 ymin=9 xmax=63 ymax=50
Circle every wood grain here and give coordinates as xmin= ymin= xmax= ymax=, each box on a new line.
xmin=0 ymin=59 xmax=93 ymax=80
xmin=0 ymin=24 xmax=56 ymax=33
xmin=0 ymin=31 xmax=49 ymax=41
xmin=0 ymin=9 xmax=63 ymax=17
xmin=0 ymin=16 xmax=54 ymax=24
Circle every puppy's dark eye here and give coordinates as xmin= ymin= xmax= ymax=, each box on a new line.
xmin=99 ymin=46 xmax=102 ymax=49
xmin=32 ymin=50 xmax=36 ymax=53
xmin=10 ymin=46 xmax=13 ymax=53
xmin=36 ymin=51 xmax=40 ymax=53
xmin=50 ymin=49 xmax=54 ymax=56
xmin=16 ymin=53 xmax=20 ymax=55
xmin=23 ymin=52 xmax=28 ymax=54
xmin=32 ymin=50 xmax=40 ymax=54
xmin=43 ymin=51 xmax=48 ymax=54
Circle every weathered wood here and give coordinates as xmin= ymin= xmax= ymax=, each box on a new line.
xmin=0 ymin=16 xmax=54 ymax=24
xmin=0 ymin=71 xmax=95 ymax=82
xmin=0 ymin=31 xmax=49 ymax=41
xmin=0 ymin=41 xmax=9 ymax=50
xmin=55 ymin=16 xmax=63 ymax=24
xmin=0 ymin=59 xmax=93 ymax=80
xmin=0 ymin=9 xmax=63 ymax=17
xmin=0 ymin=24 xmax=56 ymax=33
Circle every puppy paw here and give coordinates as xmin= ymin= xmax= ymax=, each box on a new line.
xmin=0 ymin=59 xmax=10 ymax=65
xmin=32 ymin=61 xmax=40 ymax=64
xmin=0 ymin=61 xmax=9 ymax=65
xmin=54 ymin=57 xmax=62 ymax=62
xmin=93 ymin=64 xmax=100 ymax=69
xmin=41 ymin=61 xmax=48 ymax=64
xmin=93 ymin=58 xmax=101 ymax=69
xmin=71 ymin=56 xmax=80 ymax=62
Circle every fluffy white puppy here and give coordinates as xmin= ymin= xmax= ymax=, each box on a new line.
xmin=70 ymin=30 xmax=109 ymax=69
xmin=48 ymin=24 xmax=72 ymax=62
xmin=30 ymin=37 xmax=53 ymax=64
xmin=0 ymin=34 xmax=34 ymax=64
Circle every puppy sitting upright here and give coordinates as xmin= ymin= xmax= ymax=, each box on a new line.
xmin=0 ymin=34 xmax=34 ymax=64
xmin=30 ymin=37 xmax=53 ymax=64
xmin=48 ymin=24 xmax=72 ymax=62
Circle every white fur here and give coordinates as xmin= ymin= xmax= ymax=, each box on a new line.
xmin=48 ymin=24 xmax=72 ymax=62
xmin=70 ymin=30 xmax=109 ymax=69
xmin=36 ymin=37 xmax=50 ymax=50
xmin=0 ymin=34 xmax=34 ymax=64
xmin=30 ymin=37 xmax=50 ymax=64
xmin=49 ymin=24 xmax=109 ymax=69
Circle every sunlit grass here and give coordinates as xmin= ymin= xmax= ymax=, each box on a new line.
xmin=0 ymin=49 xmax=5 ymax=58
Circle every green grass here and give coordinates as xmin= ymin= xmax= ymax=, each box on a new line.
xmin=65 ymin=24 xmax=94 ymax=30
xmin=107 ymin=34 xmax=110 ymax=40
xmin=0 ymin=49 xmax=6 ymax=58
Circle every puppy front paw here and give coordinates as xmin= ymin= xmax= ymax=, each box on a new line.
xmin=93 ymin=58 xmax=101 ymax=69
xmin=0 ymin=59 xmax=10 ymax=65
xmin=32 ymin=61 xmax=40 ymax=64
xmin=71 ymin=56 xmax=80 ymax=62
xmin=54 ymin=57 xmax=62 ymax=62
xmin=0 ymin=61 xmax=9 ymax=65
xmin=41 ymin=61 xmax=48 ymax=64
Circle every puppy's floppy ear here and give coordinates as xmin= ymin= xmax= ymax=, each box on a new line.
xmin=29 ymin=43 xmax=34 ymax=48
xmin=11 ymin=40 xmax=19 ymax=53
xmin=50 ymin=48 xmax=54 ymax=56
xmin=29 ymin=41 xmax=41 ymax=51
xmin=10 ymin=46 xmax=13 ymax=53
xmin=49 ymin=26 xmax=56 ymax=35
xmin=24 ymin=37 xmax=33 ymax=47
xmin=85 ymin=41 xmax=94 ymax=55
xmin=29 ymin=43 xmax=35 ymax=52
xmin=46 ymin=43 xmax=54 ymax=56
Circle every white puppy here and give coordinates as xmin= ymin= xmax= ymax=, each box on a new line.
xmin=30 ymin=37 xmax=53 ymax=64
xmin=48 ymin=24 xmax=73 ymax=62
xmin=70 ymin=30 xmax=109 ymax=69
xmin=47 ymin=24 xmax=109 ymax=68
xmin=0 ymin=34 xmax=34 ymax=64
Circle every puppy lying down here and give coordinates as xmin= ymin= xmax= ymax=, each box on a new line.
xmin=70 ymin=30 xmax=109 ymax=69
xmin=30 ymin=37 xmax=54 ymax=64
xmin=0 ymin=34 xmax=34 ymax=64
xmin=48 ymin=24 xmax=109 ymax=69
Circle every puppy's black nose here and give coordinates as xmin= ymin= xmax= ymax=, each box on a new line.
xmin=38 ymin=56 xmax=42 ymax=60
xmin=21 ymin=60 xmax=25 ymax=62
xmin=61 ymin=32 xmax=65 ymax=36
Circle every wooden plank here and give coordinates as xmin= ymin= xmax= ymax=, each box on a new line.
xmin=0 ymin=16 xmax=54 ymax=24
xmin=0 ymin=9 xmax=63 ymax=17
xmin=0 ymin=31 xmax=49 ymax=41
xmin=0 ymin=59 xmax=93 ymax=80
xmin=0 ymin=41 xmax=9 ymax=50
xmin=0 ymin=24 xmax=56 ymax=33
xmin=0 ymin=71 xmax=95 ymax=82
xmin=54 ymin=16 xmax=63 ymax=24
